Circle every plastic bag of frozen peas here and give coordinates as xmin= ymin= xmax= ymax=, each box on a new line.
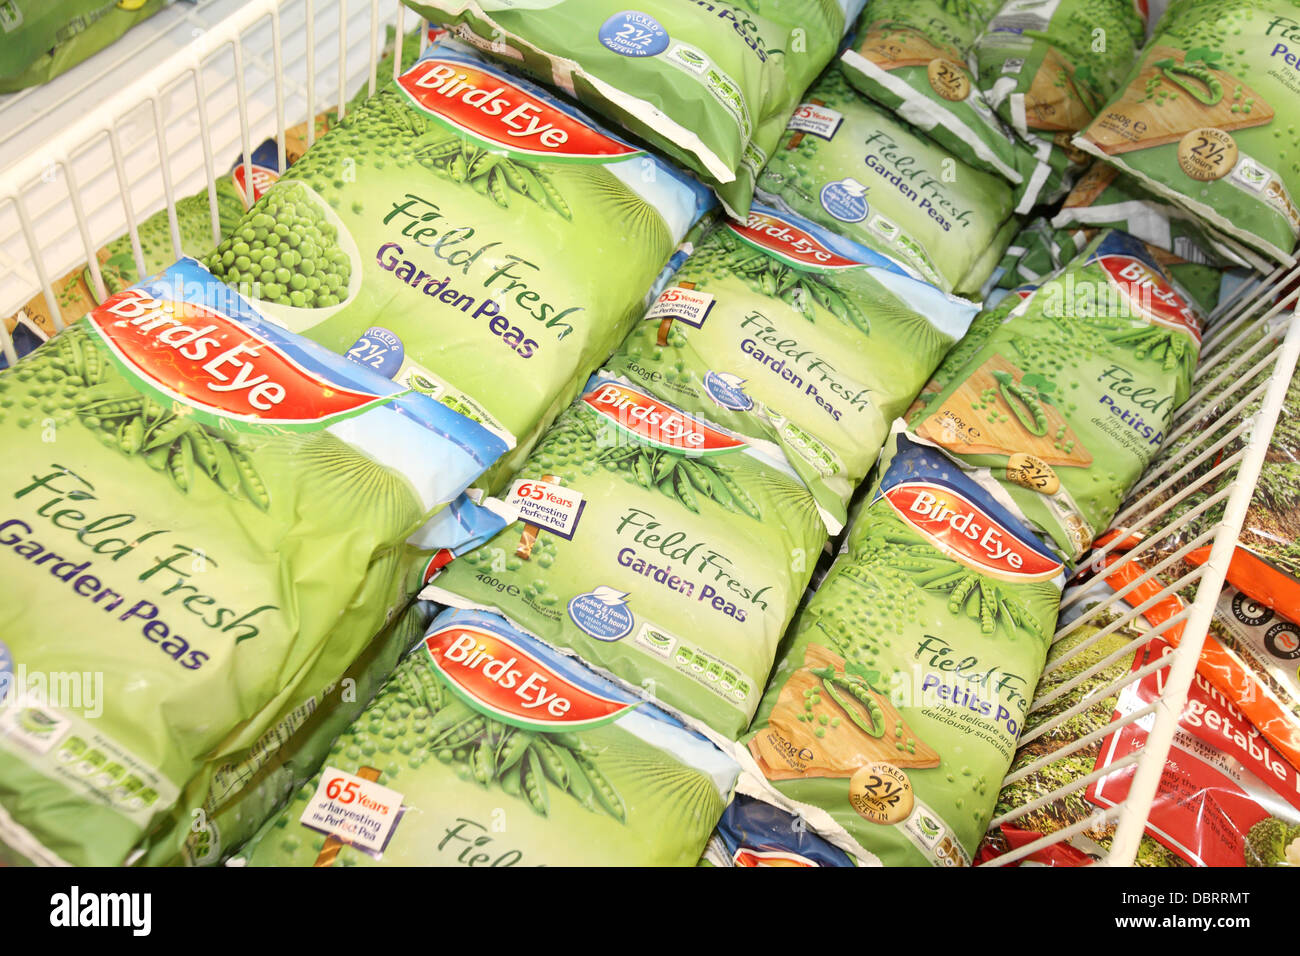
xmin=204 ymin=36 xmax=713 ymax=493
xmin=604 ymin=204 xmax=977 ymax=531
xmin=233 ymin=607 xmax=739 ymax=866
xmin=757 ymin=65 xmax=1018 ymax=296
xmin=0 ymin=259 xmax=506 ymax=866
xmin=740 ymin=430 xmax=1064 ymax=866
xmin=425 ymin=374 xmax=834 ymax=741
xmin=398 ymin=0 xmax=866 ymax=216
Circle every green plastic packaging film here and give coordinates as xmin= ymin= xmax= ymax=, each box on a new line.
xmin=234 ymin=607 xmax=738 ymax=866
xmin=425 ymin=374 xmax=832 ymax=740
xmin=158 ymin=598 xmax=436 ymax=866
xmin=1076 ymin=0 xmax=1300 ymax=264
xmin=757 ymin=66 xmax=1017 ymax=295
xmin=740 ymin=430 xmax=1063 ymax=866
xmin=0 ymin=258 xmax=508 ymax=865
xmin=906 ymin=229 xmax=1204 ymax=561
xmin=839 ymin=0 xmax=1029 ymax=185
xmin=1054 ymin=161 xmax=1267 ymax=270
xmin=604 ymin=204 xmax=976 ymax=528
xmin=977 ymin=0 xmax=1147 ymax=145
xmin=993 ymin=219 xmax=1088 ymax=292
xmin=0 ymin=0 xmax=171 ymax=93
xmin=206 ymin=37 xmax=713 ymax=493
xmin=398 ymin=0 xmax=866 ymax=216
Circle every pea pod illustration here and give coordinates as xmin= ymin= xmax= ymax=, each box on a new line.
xmin=230 ymin=446 xmax=272 ymax=511
xmin=471 ymin=739 xmax=495 ymax=787
xmin=560 ymin=751 xmax=600 ymax=811
xmin=167 ymin=434 xmax=195 ymax=493
xmin=117 ymin=416 xmax=145 ymax=454
xmin=495 ymin=729 xmax=534 ymax=774
xmin=143 ymin=416 xmax=191 ymax=451
xmin=576 ymin=754 xmax=626 ymax=824
xmin=531 ymin=738 xmax=570 ymax=789
xmin=632 ymin=453 xmax=654 ymax=489
xmin=521 ymin=748 xmax=550 ymax=816
xmin=820 ymin=676 xmax=885 ymax=737
xmin=672 ymin=469 xmax=699 ymax=514
xmin=1154 ymin=56 xmax=1223 ymax=106
xmin=992 ymin=370 xmax=1050 ymax=437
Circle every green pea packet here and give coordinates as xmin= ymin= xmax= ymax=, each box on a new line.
xmin=975 ymin=0 xmax=1150 ymax=211
xmin=992 ymin=219 xmax=1088 ymax=293
xmin=2 ymin=27 xmax=432 ymax=372
xmin=605 ymin=205 xmax=976 ymax=529
xmin=960 ymin=215 xmax=1027 ymax=302
xmin=154 ymin=598 xmax=436 ymax=866
xmin=398 ymin=0 xmax=865 ymax=216
xmin=740 ymin=430 xmax=1063 ymax=866
xmin=1053 ymin=161 xmax=1267 ymax=270
xmin=977 ymin=0 xmax=1147 ymax=147
xmin=993 ymin=217 xmax=1228 ymax=318
xmin=756 ymin=66 xmax=1018 ymax=295
xmin=205 ymin=36 xmax=714 ymax=493
xmin=1076 ymin=0 xmax=1300 ymax=265
xmin=424 ymin=374 xmax=832 ymax=741
xmin=0 ymin=258 xmax=507 ymax=866
xmin=0 ymin=0 xmax=171 ymax=93
xmin=704 ymin=792 xmax=860 ymax=866
xmin=234 ymin=607 xmax=739 ymax=866
xmin=839 ymin=0 xmax=1030 ymax=186
xmin=906 ymin=229 xmax=1204 ymax=562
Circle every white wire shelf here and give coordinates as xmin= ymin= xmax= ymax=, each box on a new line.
xmin=980 ymin=277 xmax=1300 ymax=867
xmin=0 ymin=0 xmax=423 ymax=349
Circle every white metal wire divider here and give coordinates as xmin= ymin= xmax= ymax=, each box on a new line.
xmin=978 ymin=274 xmax=1300 ymax=866
xmin=0 ymin=0 xmax=413 ymax=365
xmin=1 ymin=0 xmax=1298 ymax=867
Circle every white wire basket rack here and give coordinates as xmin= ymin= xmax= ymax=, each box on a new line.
xmin=977 ymin=269 xmax=1300 ymax=866
xmin=0 ymin=0 xmax=431 ymax=364
xmin=0 ymin=0 xmax=1297 ymax=868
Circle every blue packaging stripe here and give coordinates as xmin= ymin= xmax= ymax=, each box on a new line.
xmin=419 ymin=494 xmax=512 ymax=556
xmin=876 ymin=435 xmax=1062 ymax=565
xmin=233 ymin=137 xmax=284 ymax=175
xmin=1085 ymin=229 xmax=1164 ymax=274
xmin=715 ymin=794 xmax=856 ymax=866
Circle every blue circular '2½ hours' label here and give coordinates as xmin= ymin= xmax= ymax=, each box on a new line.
xmin=568 ymin=589 xmax=635 ymax=642
xmin=599 ymin=11 xmax=670 ymax=58
xmin=820 ymin=180 xmax=869 ymax=224
xmin=704 ymin=371 xmax=754 ymax=411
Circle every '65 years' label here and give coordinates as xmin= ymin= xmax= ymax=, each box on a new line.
xmin=507 ymin=478 xmax=585 ymax=539
xmin=646 ymin=286 xmax=715 ymax=329
xmin=300 ymin=768 xmax=404 ymax=856
xmin=788 ymin=102 xmax=844 ymax=140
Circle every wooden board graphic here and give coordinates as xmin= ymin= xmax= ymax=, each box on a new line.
xmin=1082 ymin=46 xmax=1272 ymax=156
xmin=916 ymin=353 xmax=1093 ymax=467
xmin=749 ymin=645 xmax=940 ymax=781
